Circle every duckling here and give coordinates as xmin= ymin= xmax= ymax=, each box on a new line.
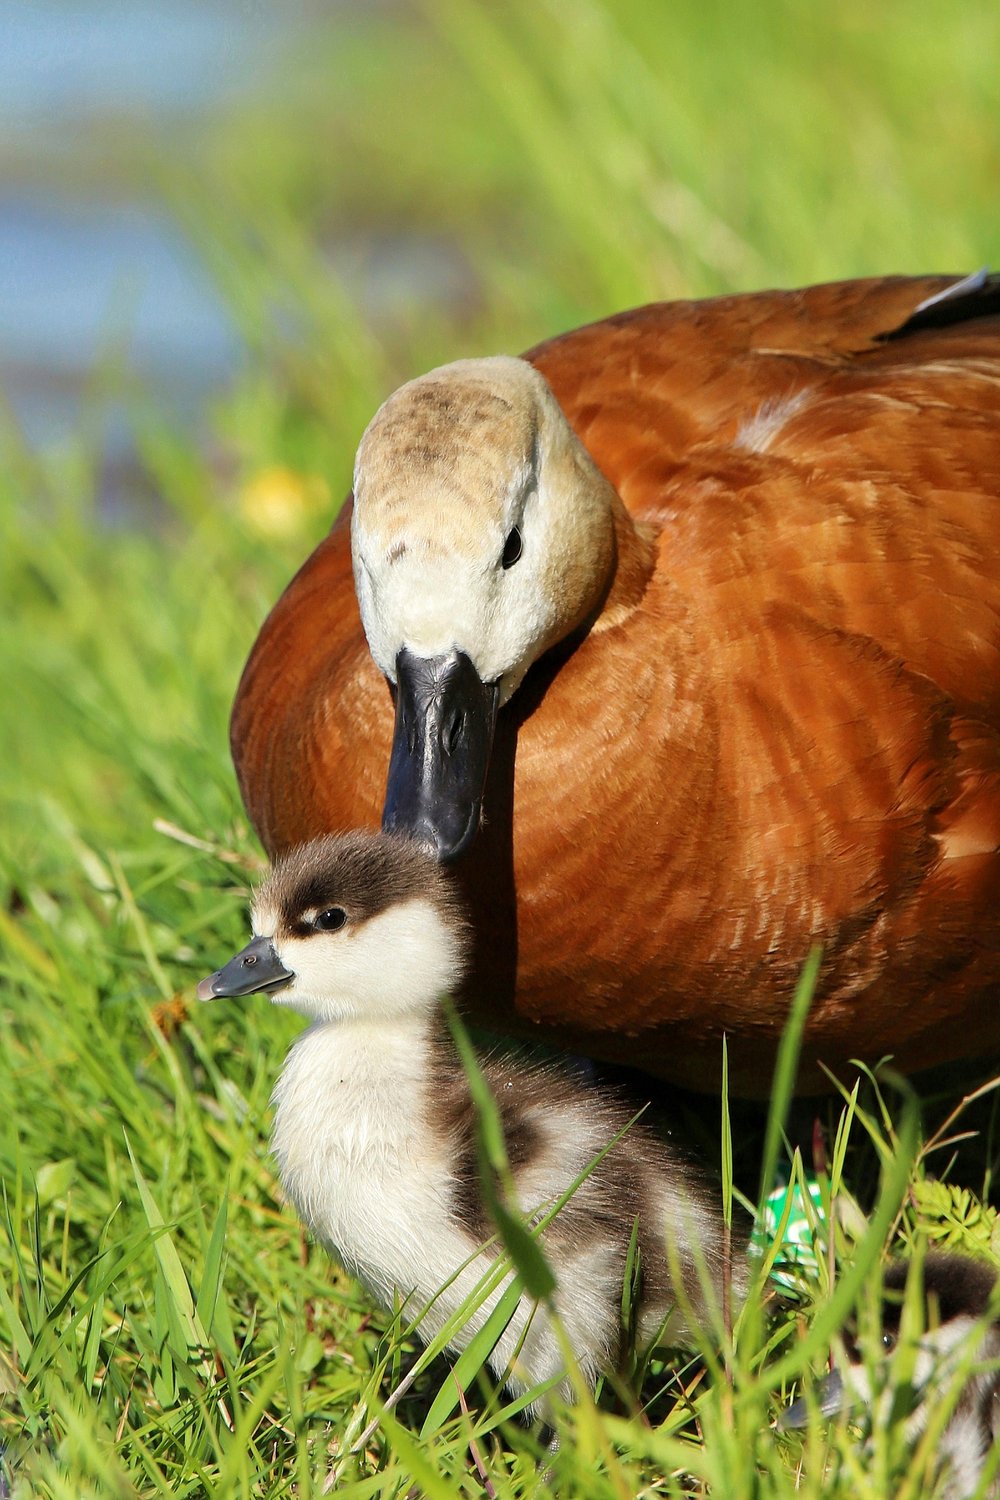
xmin=199 ymin=831 xmax=746 ymax=1409
xmin=781 ymin=1252 xmax=1000 ymax=1498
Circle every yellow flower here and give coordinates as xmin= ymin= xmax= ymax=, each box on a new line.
xmin=239 ymin=465 xmax=331 ymax=539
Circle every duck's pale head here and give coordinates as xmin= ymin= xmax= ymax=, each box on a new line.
xmin=351 ymin=355 xmax=618 ymax=860
xmin=198 ymin=832 xmax=468 ymax=1024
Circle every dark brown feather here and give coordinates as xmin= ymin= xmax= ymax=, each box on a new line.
xmin=427 ymin=1026 xmax=735 ymax=1360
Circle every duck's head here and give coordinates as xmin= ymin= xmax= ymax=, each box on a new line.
xmin=197 ymin=832 xmax=468 ymax=1023
xmin=352 ymin=356 xmax=619 ymax=861
xmin=780 ymin=1252 xmax=1000 ymax=1434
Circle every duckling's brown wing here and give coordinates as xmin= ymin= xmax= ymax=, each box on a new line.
xmin=231 ymin=276 xmax=1000 ymax=1093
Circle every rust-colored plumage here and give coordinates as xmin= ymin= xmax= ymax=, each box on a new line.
xmin=231 ymin=274 xmax=1000 ymax=1094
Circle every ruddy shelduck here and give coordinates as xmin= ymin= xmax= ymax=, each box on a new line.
xmin=231 ymin=273 xmax=1000 ymax=1093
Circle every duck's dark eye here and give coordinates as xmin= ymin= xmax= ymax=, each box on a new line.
xmin=881 ymin=1331 xmax=896 ymax=1352
xmin=501 ymin=526 xmax=522 ymax=569
xmin=314 ymin=907 xmax=347 ymax=932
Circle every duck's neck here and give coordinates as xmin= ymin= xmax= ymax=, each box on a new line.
xmin=592 ymin=488 xmax=657 ymax=634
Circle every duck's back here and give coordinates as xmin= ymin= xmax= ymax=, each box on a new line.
xmin=232 ymin=276 xmax=1000 ymax=1093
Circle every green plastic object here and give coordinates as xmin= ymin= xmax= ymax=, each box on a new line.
xmin=751 ymin=1175 xmax=826 ymax=1290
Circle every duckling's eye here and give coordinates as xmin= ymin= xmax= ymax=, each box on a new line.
xmin=501 ymin=526 xmax=522 ymax=569
xmin=314 ymin=907 xmax=347 ymax=932
xmin=881 ymin=1331 xmax=896 ymax=1352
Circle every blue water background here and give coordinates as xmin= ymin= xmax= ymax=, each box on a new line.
xmin=0 ymin=1 xmax=304 ymax=450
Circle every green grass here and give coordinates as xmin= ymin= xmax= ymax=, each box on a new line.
xmin=2 ymin=0 xmax=1000 ymax=1493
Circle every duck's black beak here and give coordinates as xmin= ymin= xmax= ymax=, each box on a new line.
xmin=382 ymin=646 xmax=500 ymax=863
xmin=778 ymin=1367 xmax=848 ymax=1430
xmin=197 ymin=936 xmax=294 ymax=1001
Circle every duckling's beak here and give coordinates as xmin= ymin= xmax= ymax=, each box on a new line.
xmin=778 ymin=1367 xmax=848 ymax=1429
xmin=382 ymin=646 xmax=500 ymax=863
xmin=197 ymin=936 xmax=294 ymax=1001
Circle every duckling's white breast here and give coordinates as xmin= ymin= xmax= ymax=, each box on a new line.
xmin=270 ymin=1016 xmax=471 ymax=1310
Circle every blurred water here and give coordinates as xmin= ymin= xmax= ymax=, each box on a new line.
xmin=0 ymin=0 xmax=304 ymax=453
xmin=0 ymin=195 xmax=242 ymax=446
xmin=0 ymin=1 xmax=291 ymax=127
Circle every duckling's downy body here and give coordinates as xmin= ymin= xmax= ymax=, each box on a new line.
xmin=200 ymin=832 xmax=744 ymax=1404
xmin=783 ymin=1253 xmax=1000 ymax=1499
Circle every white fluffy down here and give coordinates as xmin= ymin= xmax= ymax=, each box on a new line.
xmin=254 ymin=896 xmax=461 ymax=1024
xmin=270 ymin=1015 xmax=605 ymax=1409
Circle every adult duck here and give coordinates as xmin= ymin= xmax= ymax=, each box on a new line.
xmin=230 ymin=272 xmax=1000 ymax=1094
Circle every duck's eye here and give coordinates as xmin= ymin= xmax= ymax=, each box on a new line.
xmin=501 ymin=526 xmax=522 ymax=569
xmin=881 ymin=1331 xmax=896 ymax=1352
xmin=314 ymin=907 xmax=347 ymax=932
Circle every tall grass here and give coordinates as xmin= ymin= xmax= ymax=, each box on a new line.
xmin=2 ymin=0 xmax=999 ymax=1493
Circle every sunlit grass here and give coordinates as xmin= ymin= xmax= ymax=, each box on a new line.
xmin=4 ymin=445 xmax=1000 ymax=1494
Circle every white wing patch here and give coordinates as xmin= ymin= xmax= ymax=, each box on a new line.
xmin=733 ymin=390 xmax=812 ymax=454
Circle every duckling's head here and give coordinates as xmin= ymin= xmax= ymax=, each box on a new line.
xmin=878 ymin=1252 xmax=999 ymax=1347
xmin=198 ymin=832 xmax=468 ymax=1023
xmin=781 ymin=1252 xmax=1000 ymax=1432
xmin=351 ymin=356 xmax=619 ymax=859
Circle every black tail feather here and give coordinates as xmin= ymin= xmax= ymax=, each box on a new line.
xmin=881 ymin=268 xmax=1000 ymax=341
